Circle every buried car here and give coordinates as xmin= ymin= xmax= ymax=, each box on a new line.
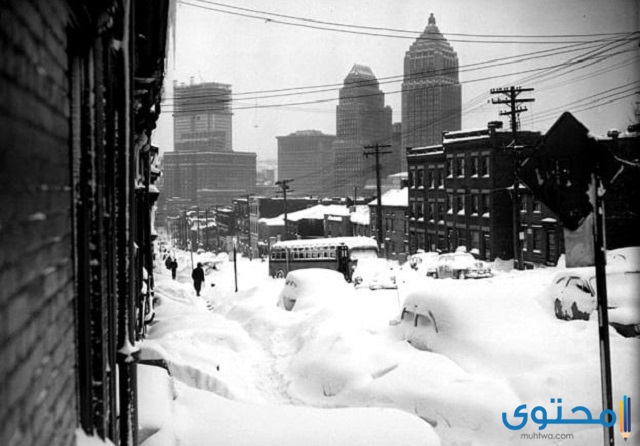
xmin=435 ymin=252 xmax=492 ymax=279
xmin=352 ymin=258 xmax=397 ymax=290
xmin=550 ymin=266 xmax=640 ymax=337
xmin=277 ymin=268 xmax=355 ymax=311
xmin=409 ymin=252 xmax=439 ymax=277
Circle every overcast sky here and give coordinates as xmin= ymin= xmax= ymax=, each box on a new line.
xmin=155 ymin=0 xmax=639 ymax=161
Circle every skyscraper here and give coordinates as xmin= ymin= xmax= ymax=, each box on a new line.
xmin=402 ymin=13 xmax=461 ymax=150
xmin=173 ymin=80 xmax=233 ymax=152
xmin=333 ymin=64 xmax=393 ymax=197
xmin=277 ymin=130 xmax=337 ymax=197
xmin=161 ymin=80 xmax=256 ymax=214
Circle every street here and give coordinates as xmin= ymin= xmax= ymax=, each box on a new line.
xmin=140 ymin=249 xmax=639 ymax=446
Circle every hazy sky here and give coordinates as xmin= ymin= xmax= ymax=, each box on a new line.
xmin=155 ymin=0 xmax=639 ymax=161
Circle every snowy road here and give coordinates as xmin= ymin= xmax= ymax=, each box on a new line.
xmin=141 ymin=250 xmax=640 ymax=446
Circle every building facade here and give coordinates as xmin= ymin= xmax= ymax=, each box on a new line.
xmin=402 ymin=13 xmax=461 ymax=150
xmin=407 ymin=123 xmax=544 ymax=263
xmin=368 ymin=188 xmax=409 ymax=261
xmin=333 ymin=64 xmax=393 ymax=196
xmin=161 ymin=149 xmax=256 ymax=213
xmin=173 ymin=81 xmax=233 ymax=153
xmin=0 ymin=0 xmax=169 ymax=444
xmin=277 ymin=130 xmax=337 ymax=197
xmin=160 ymin=80 xmax=257 ymax=218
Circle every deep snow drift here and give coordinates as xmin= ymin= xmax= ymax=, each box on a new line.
xmin=138 ymin=249 xmax=639 ymax=446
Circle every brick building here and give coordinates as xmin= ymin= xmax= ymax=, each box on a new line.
xmin=369 ymin=188 xmax=409 ymax=261
xmin=0 ymin=1 xmax=169 ymax=445
xmin=407 ymin=123 xmax=543 ymax=262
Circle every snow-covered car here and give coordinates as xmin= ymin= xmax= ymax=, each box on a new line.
xmin=549 ymin=267 xmax=640 ymax=337
xmin=277 ymin=268 xmax=354 ymax=311
xmin=352 ymin=258 xmax=397 ymax=290
xmin=409 ymin=252 xmax=439 ymax=277
xmin=435 ymin=252 xmax=491 ymax=279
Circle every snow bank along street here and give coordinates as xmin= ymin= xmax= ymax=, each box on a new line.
xmin=139 ymin=249 xmax=639 ymax=446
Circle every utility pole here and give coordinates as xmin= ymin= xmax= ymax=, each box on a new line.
xmin=214 ymin=205 xmax=219 ymax=252
xmin=364 ymin=143 xmax=392 ymax=256
xmin=196 ymin=206 xmax=200 ymax=250
xmin=246 ymin=194 xmax=253 ymax=261
xmin=275 ymin=179 xmax=294 ymax=241
xmin=490 ymin=86 xmax=534 ymax=270
xmin=205 ymin=208 xmax=209 ymax=251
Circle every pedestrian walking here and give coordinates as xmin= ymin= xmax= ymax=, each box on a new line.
xmin=192 ymin=262 xmax=205 ymax=296
xmin=170 ymin=258 xmax=178 ymax=280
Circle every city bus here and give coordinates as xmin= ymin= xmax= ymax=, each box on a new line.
xmin=268 ymin=236 xmax=379 ymax=280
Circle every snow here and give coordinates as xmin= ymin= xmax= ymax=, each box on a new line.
xmin=140 ymin=245 xmax=639 ymax=446
xmin=368 ymin=187 xmax=408 ymax=207
xmin=75 ymin=429 xmax=116 ymax=446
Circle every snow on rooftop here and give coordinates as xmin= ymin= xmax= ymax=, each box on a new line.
xmin=287 ymin=204 xmax=350 ymax=222
xmin=350 ymin=205 xmax=370 ymax=225
xmin=368 ymin=188 xmax=408 ymax=208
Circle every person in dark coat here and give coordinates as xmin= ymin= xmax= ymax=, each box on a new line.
xmin=170 ymin=258 xmax=178 ymax=280
xmin=192 ymin=262 xmax=205 ymax=296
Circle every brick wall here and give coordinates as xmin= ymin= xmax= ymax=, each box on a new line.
xmin=0 ymin=1 xmax=78 ymax=445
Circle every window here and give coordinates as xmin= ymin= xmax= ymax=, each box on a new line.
xmin=409 ymin=169 xmax=415 ymax=188
xmin=437 ymin=203 xmax=444 ymax=221
xmin=471 ymin=230 xmax=480 ymax=250
xmin=533 ymin=200 xmax=542 ymax=213
xmin=446 ymin=194 xmax=453 ymax=214
xmin=481 ymin=156 xmax=490 ymax=177
xmin=456 ymin=157 xmax=465 ymax=177
xmin=457 ymin=229 xmax=466 ymax=249
xmin=471 ymin=157 xmax=479 ymax=176
xmin=428 ymin=170 xmax=434 ymax=189
xmin=471 ymin=194 xmax=479 ymax=215
xmin=533 ymin=228 xmax=543 ymax=251
xmin=483 ymin=233 xmax=491 ymax=260
xmin=482 ymin=194 xmax=491 ymax=216
xmin=446 ymin=158 xmax=454 ymax=177
xmin=417 ymin=169 xmax=424 ymax=188
xmin=428 ymin=202 xmax=434 ymax=221
xmin=520 ymin=196 xmax=527 ymax=213
xmin=456 ymin=194 xmax=465 ymax=215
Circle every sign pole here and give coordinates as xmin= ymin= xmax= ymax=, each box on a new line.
xmin=593 ymin=169 xmax=614 ymax=446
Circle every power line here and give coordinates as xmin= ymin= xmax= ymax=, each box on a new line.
xmin=163 ymin=37 xmax=633 ymax=105
xmin=160 ymin=46 xmax=639 ymax=114
xmin=181 ymin=0 xmax=637 ymax=44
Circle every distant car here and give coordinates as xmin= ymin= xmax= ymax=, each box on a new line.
xmin=435 ymin=252 xmax=492 ymax=279
xmin=549 ymin=266 xmax=640 ymax=337
xmin=277 ymin=268 xmax=354 ymax=311
xmin=352 ymin=258 xmax=397 ymax=290
xmin=409 ymin=252 xmax=439 ymax=277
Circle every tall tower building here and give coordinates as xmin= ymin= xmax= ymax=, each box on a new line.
xmin=277 ymin=130 xmax=337 ymax=198
xmin=333 ymin=64 xmax=392 ymax=197
xmin=161 ymin=80 xmax=256 ymax=214
xmin=402 ymin=13 xmax=461 ymax=150
xmin=173 ymin=80 xmax=233 ymax=152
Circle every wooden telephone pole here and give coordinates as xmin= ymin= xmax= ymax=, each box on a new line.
xmin=275 ymin=179 xmax=294 ymax=241
xmin=364 ymin=143 xmax=392 ymax=255
xmin=490 ymin=86 xmax=534 ymax=270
